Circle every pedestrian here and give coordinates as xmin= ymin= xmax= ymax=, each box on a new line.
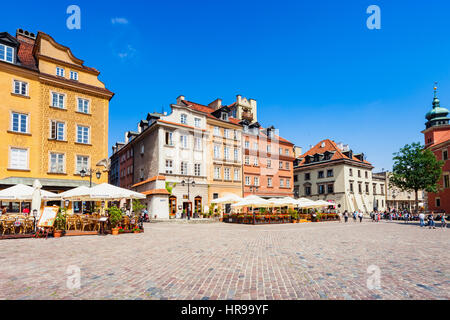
xmin=440 ymin=214 xmax=447 ymax=230
xmin=419 ymin=212 xmax=425 ymax=227
xmin=358 ymin=211 xmax=363 ymax=223
xmin=353 ymin=211 xmax=357 ymax=223
xmin=344 ymin=211 xmax=349 ymax=223
xmin=404 ymin=212 xmax=409 ymax=224
xmin=370 ymin=211 xmax=375 ymax=222
xmin=428 ymin=212 xmax=436 ymax=229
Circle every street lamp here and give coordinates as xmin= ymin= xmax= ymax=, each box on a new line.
xmin=80 ymin=168 xmax=102 ymax=188
xmin=181 ymin=178 xmax=195 ymax=220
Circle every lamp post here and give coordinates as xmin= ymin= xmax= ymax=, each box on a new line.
xmin=181 ymin=178 xmax=195 ymax=220
xmin=80 ymin=168 xmax=102 ymax=188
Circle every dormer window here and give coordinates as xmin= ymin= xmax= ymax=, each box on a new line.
xmin=56 ymin=67 xmax=65 ymax=77
xmin=0 ymin=44 xmax=14 ymax=63
xmin=180 ymin=114 xmax=187 ymax=125
xmin=243 ymin=125 xmax=249 ymax=133
xmin=70 ymin=71 xmax=78 ymax=81
xmin=221 ymin=112 xmax=229 ymax=121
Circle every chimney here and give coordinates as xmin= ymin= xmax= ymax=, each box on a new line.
xmin=208 ymin=98 xmax=222 ymax=110
xmin=176 ymin=95 xmax=185 ymax=105
xmin=138 ymin=123 xmax=142 ymax=134
xmin=293 ymin=146 xmax=303 ymax=158
xmin=16 ymin=28 xmax=36 ymax=44
xmin=236 ymin=95 xmax=242 ymax=104
xmin=249 ymin=98 xmax=257 ymax=109
xmin=124 ymin=132 xmax=129 ymax=144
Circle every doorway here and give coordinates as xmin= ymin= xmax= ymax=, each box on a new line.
xmin=194 ymin=196 xmax=202 ymax=218
xmin=183 ymin=201 xmax=192 ymax=219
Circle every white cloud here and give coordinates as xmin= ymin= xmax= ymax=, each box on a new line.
xmin=117 ymin=45 xmax=136 ymax=60
xmin=111 ymin=17 xmax=129 ymax=25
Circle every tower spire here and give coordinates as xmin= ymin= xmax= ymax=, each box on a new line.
xmin=432 ymin=82 xmax=440 ymax=109
xmin=434 ymin=81 xmax=438 ymax=99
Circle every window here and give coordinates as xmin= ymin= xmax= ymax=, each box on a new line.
xmin=221 ymin=112 xmax=229 ymax=121
xmin=365 ymin=171 xmax=368 ymax=179
xmin=253 ymin=142 xmax=258 ymax=150
xmin=285 ymin=149 xmax=289 ymax=156
xmin=380 ymin=184 xmax=385 ymax=195
xmin=279 ymin=161 xmax=283 ymax=169
xmin=180 ymin=135 xmax=188 ymax=148
xmin=349 ymin=168 xmax=353 ymax=176
xmin=358 ymin=183 xmax=362 ymax=193
xmin=139 ymin=168 xmax=144 ymax=181
xmin=373 ymin=184 xmax=377 ymax=195
xmin=327 ymin=184 xmax=334 ymax=193
xmin=305 ymin=186 xmax=311 ymax=195
xmin=253 ymin=157 xmax=258 ymax=166
xmin=165 ymin=160 xmax=173 ymax=174
xmin=285 ymin=162 xmax=289 ymax=170
xmin=245 ymin=176 xmax=250 ymax=185
xmin=224 ymin=146 xmax=230 ymax=160
xmin=350 ymin=182 xmax=354 ymax=192
xmin=267 ymin=159 xmax=271 ymax=168
xmin=194 ymin=163 xmax=201 ymax=176
xmin=13 ymin=80 xmax=28 ymax=96
xmin=436 ymin=198 xmax=441 ymax=207
xmin=9 ymin=148 xmax=28 ymax=170
xmin=194 ymin=118 xmax=201 ymax=128
xmin=245 ymin=156 xmax=250 ymax=165
xmin=234 ymin=148 xmax=239 ymax=161
xmin=318 ymin=185 xmax=325 ymax=194
xmin=224 ymin=168 xmax=231 ymax=180
xmin=444 ymin=175 xmax=449 ymax=188
xmin=280 ymin=179 xmax=284 ymax=187
xmin=214 ymin=126 xmax=220 ymax=136
xmin=294 ymin=175 xmax=298 ymax=182
xmin=76 ymin=125 xmax=89 ymax=144
xmin=365 ymin=184 xmax=369 ymax=193
xmin=267 ymin=177 xmax=272 ymax=187
xmin=194 ymin=137 xmax=202 ymax=150
xmin=286 ymin=179 xmax=290 ymax=188
xmin=140 ymin=144 xmax=145 ymax=154
xmin=70 ymin=71 xmax=78 ymax=80
xmin=245 ymin=140 xmax=250 ymax=149
xmin=279 ymin=147 xmax=282 ymax=154
xmin=358 ymin=170 xmax=361 ymax=178
xmin=254 ymin=177 xmax=259 ymax=186
xmin=49 ymin=153 xmax=65 ymax=173
xmin=305 ymin=173 xmax=310 ymax=180
xmin=180 ymin=162 xmax=188 ymax=175
xmin=234 ymin=169 xmax=240 ymax=181
xmin=77 ymin=98 xmax=89 ymax=114
xmin=76 ymin=155 xmax=89 ymax=174
xmin=327 ymin=169 xmax=333 ymax=177
xmin=11 ymin=112 xmax=28 ymax=133
xmin=214 ymin=167 xmax=221 ymax=179
xmin=51 ymin=92 xmax=65 ymax=108
xmin=0 ymin=44 xmax=14 ymax=63
xmin=233 ymin=130 xmax=238 ymax=140
xmin=224 ymin=129 xmax=230 ymax=139
xmin=318 ymin=171 xmax=324 ymax=178
xmin=214 ymin=145 xmax=220 ymax=159
xmin=56 ymin=67 xmax=65 ymax=77
xmin=180 ymin=114 xmax=187 ymax=124
xmin=443 ymin=150 xmax=448 ymax=161
xmin=267 ymin=145 xmax=271 ymax=153
xmin=165 ymin=131 xmax=173 ymax=146
xmin=50 ymin=121 xmax=65 ymax=140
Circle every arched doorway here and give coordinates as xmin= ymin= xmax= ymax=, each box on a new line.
xmin=169 ymin=196 xmax=177 ymax=217
xmin=194 ymin=196 xmax=202 ymax=218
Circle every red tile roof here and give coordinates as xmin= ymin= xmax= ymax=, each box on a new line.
xmin=297 ymin=139 xmax=372 ymax=166
xmin=181 ymin=100 xmax=241 ymax=124
xmin=17 ymin=39 xmax=37 ymax=70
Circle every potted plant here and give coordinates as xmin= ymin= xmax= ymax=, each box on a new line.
xmin=132 ymin=226 xmax=141 ymax=234
xmin=53 ymin=208 xmax=66 ymax=238
xmin=109 ymin=206 xmax=123 ymax=235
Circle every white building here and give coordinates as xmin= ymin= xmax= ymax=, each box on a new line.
xmin=293 ymin=139 xmax=386 ymax=214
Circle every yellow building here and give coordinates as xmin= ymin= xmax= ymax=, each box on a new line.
xmin=0 ymin=29 xmax=114 ymax=193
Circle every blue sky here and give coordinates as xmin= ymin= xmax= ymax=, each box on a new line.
xmin=2 ymin=0 xmax=450 ymax=171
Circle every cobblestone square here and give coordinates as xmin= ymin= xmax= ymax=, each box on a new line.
xmin=0 ymin=220 xmax=448 ymax=300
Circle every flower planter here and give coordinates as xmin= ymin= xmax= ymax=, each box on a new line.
xmin=112 ymin=227 xmax=119 ymax=235
xmin=54 ymin=230 xmax=63 ymax=238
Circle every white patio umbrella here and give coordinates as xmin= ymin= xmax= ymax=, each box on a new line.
xmin=315 ymin=200 xmax=335 ymax=207
xmin=296 ymin=198 xmax=320 ymax=208
xmin=31 ymin=180 xmax=42 ymax=220
xmin=59 ymin=186 xmax=93 ymax=201
xmin=210 ymin=193 xmax=242 ymax=204
xmin=89 ymin=183 xmax=146 ymax=200
xmin=0 ymin=184 xmax=59 ymax=201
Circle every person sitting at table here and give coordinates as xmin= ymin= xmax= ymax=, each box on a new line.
xmin=1 ymin=207 xmax=6 ymax=216
xmin=22 ymin=207 xmax=30 ymax=215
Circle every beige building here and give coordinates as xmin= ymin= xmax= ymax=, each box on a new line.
xmin=373 ymin=171 xmax=424 ymax=212
xmin=294 ymin=139 xmax=387 ymax=214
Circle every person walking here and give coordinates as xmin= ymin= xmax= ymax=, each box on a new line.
xmin=404 ymin=212 xmax=409 ymax=224
xmin=353 ymin=211 xmax=357 ymax=223
xmin=358 ymin=211 xmax=363 ymax=223
xmin=344 ymin=211 xmax=349 ymax=223
xmin=370 ymin=211 xmax=375 ymax=222
xmin=428 ymin=212 xmax=436 ymax=229
xmin=419 ymin=212 xmax=425 ymax=227
xmin=440 ymin=214 xmax=447 ymax=230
